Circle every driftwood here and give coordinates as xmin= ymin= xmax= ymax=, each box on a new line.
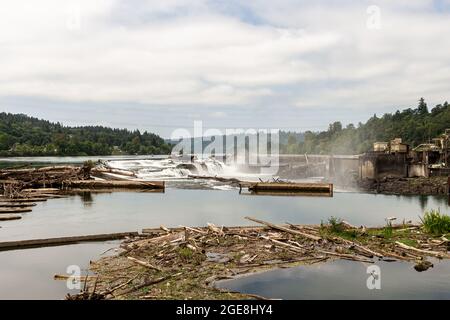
xmin=0 ymin=198 xmax=47 ymax=202
xmin=54 ymin=275 xmax=98 ymax=281
xmin=247 ymin=182 xmax=333 ymax=194
xmin=315 ymin=249 xmax=373 ymax=263
xmin=0 ymin=207 xmax=33 ymax=214
xmin=63 ymin=180 xmax=164 ymax=190
xmin=261 ymin=236 xmax=307 ymax=254
xmin=0 ymin=202 xmax=37 ymax=207
xmin=395 ymin=241 xmax=450 ymax=258
xmin=245 ymin=216 xmax=321 ymax=241
xmin=0 ymin=215 xmax=22 ymax=221
xmin=0 ymin=232 xmax=139 ymax=251
xmin=127 ymin=256 xmax=162 ymax=272
xmin=188 ymin=175 xmax=242 ymax=184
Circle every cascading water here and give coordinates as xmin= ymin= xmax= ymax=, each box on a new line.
xmin=105 ymin=156 xmax=275 ymax=189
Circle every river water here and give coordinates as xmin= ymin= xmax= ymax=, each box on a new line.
xmin=0 ymin=156 xmax=449 ymax=299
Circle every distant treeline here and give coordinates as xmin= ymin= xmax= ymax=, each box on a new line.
xmin=281 ymin=98 xmax=450 ymax=155
xmin=0 ymin=113 xmax=172 ymax=156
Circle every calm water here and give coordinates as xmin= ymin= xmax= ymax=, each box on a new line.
xmin=0 ymin=190 xmax=449 ymax=241
xmin=0 ymin=241 xmax=120 ymax=300
xmin=0 ymin=156 xmax=449 ymax=299
xmin=217 ymin=259 xmax=450 ymax=300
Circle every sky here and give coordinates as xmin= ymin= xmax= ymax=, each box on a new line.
xmin=1 ymin=0 xmax=450 ymax=138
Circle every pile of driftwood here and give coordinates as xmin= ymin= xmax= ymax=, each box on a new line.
xmin=65 ymin=216 xmax=449 ymax=300
xmin=0 ymin=163 xmax=164 ymax=222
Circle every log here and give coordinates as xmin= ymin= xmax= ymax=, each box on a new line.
xmin=315 ymin=249 xmax=374 ymax=263
xmin=0 ymin=215 xmax=22 ymax=221
xmin=127 ymin=256 xmax=162 ymax=272
xmin=207 ymin=223 xmax=224 ymax=236
xmin=188 ymin=175 xmax=242 ymax=184
xmin=395 ymin=241 xmax=450 ymax=258
xmin=0 ymin=232 xmax=139 ymax=251
xmin=0 ymin=207 xmax=33 ymax=214
xmin=54 ymin=275 xmax=98 ymax=281
xmin=92 ymin=168 xmax=136 ymax=177
xmin=261 ymin=236 xmax=306 ymax=253
xmin=64 ymin=180 xmax=165 ymax=190
xmin=0 ymin=202 xmax=37 ymax=207
xmin=247 ymin=182 xmax=333 ymax=194
xmin=332 ymin=237 xmax=384 ymax=258
xmin=0 ymin=198 xmax=47 ymax=202
xmin=22 ymin=188 xmax=60 ymax=193
xmin=245 ymin=216 xmax=321 ymax=241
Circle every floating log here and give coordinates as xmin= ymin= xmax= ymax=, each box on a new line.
xmin=245 ymin=216 xmax=321 ymax=241
xmin=92 ymin=168 xmax=136 ymax=177
xmin=0 ymin=232 xmax=139 ymax=251
xmin=0 ymin=215 xmax=22 ymax=221
xmin=0 ymin=207 xmax=33 ymax=214
xmin=188 ymin=175 xmax=242 ymax=184
xmin=395 ymin=241 xmax=450 ymax=258
xmin=241 ymin=191 xmax=332 ymax=197
xmin=54 ymin=275 xmax=98 ymax=281
xmin=0 ymin=198 xmax=47 ymax=202
xmin=63 ymin=180 xmax=165 ymax=190
xmin=246 ymin=182 xmax=333 ymax=195
xmin=0 ymin=202 xmax=37 ymax=207
xmin=22 ymin=188 xmax=61 ymax=193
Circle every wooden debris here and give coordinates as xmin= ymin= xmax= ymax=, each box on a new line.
xmin=0 ymin=215 xmax=22 ymax=221
xmin=54 ymin=275 xmax=98 ymax=281
xmin=68 ymin=217 xmax=450 ymax=300
xmin=0 ymin=232 xmax=139 ymax=251
xmin=127 ymin=256 xmax=162 ymax=272
xmin=0 ymin=198 xmax=47 ymax=202
xmin=0 ymin=202 xmax=37 ymax=207
xmin=395 ymin=241 xmax=449 ymax=258
xmin=245 ymin=216 xmax=321 ymax=241
xmin=63 ymin=180 xmax=165 ymax=190
xmin=247 ymin=182 xmax=333 ymax=195
xmin=0 ymin=207 xmax=33 ymax=214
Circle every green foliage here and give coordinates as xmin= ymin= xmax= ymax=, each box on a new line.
xmin=382 ymin=225 xmax=393 ymax=238
xmin=178 ymin=247 xmax=194 ymax=261
xmin=328 ymin=216 xmax=345 ymax=233
xmin=420 ymin=210 xmax=450 ymax=235
xmin=0 ymin=113 xmax=172 ymax=156
xmin=281 ymin=98 xmax=450 ymax=154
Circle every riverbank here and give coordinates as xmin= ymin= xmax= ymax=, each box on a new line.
xmin=358 ymin=176 xmax=448 ymax=195
xmin=69 ymin=217 xmax=449 ymax=300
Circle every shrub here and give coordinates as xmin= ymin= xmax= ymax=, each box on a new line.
xmin=420 ymin=210 xmax=450 ymax=235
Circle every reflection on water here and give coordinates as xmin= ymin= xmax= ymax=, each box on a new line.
xmin=0 ymin=190 xmax=448 ymax=241
xmin=79 ymin=191 xmax=94 ymax=207
xmin=0 ymin=241 xmax=119 ymax=300
xmin=216 ymin=259 xmax=450 ymax=300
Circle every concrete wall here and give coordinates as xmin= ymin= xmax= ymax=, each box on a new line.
xmin=408 ymin=164 xmax=429 ymax=178
xmin=359 ymin=153 xmax=407 ymax=180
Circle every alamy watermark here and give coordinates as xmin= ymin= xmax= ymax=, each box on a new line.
xmin=366 ymin=5 xmax=382 ymax=30
xmin=170 ymin=121 xmax=280 ymax=175
xmin=66 ymin=264 xmax=82 ymax=290
xmin=366 ymin=265 xmax=381 ymax=290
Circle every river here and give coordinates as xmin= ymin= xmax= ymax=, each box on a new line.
xmin=0 ymin=156 xmax=449 ymax=299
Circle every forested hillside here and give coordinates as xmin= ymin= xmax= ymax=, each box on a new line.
xmin=0 ymin=113 xmax=172 ymax=156
xmin=281 ymin=98 xmax=450 ymax=154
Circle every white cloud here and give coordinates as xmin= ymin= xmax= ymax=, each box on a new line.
xmin=0 ymin=0 xmax=449 ymax=116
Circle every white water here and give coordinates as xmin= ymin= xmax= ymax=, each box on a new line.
xmin=105 ymin=157 xmax=279 ymax=189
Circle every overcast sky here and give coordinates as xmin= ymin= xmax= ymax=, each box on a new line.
xmin=1 ymin=0 xmax=450 ymax=137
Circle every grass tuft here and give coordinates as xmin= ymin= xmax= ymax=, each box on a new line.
xmin=420 ymin=210 xmax=450 ymax=236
